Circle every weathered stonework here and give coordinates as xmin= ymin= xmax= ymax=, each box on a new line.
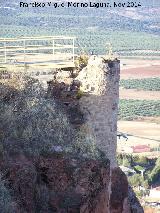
xmin=76 ymin=56 xmax=120 ymax=167
xmin=47 ymin=56 xmax=120 ymax=167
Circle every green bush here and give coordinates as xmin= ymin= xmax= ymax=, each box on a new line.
xmin=149 ymin=157 xmax=160 ymax=184
xmin=117 ymin=154 xmax=123 ymax=165
xmin=132 ymin=156 xmax=148 ymax=165
xmin=134 ymin=165 xmax=144 ymax=173
xmin=122 ymin=157 xmax=131 ymax=167
xmin=117 ymin=154 xmax=132 ymax=166
xmin=128 ymin=174 xmax=143 ymax=187
xmin=135 ymin=190 xmax=143 ymax=198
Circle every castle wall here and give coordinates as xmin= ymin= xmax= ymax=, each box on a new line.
xmin=47 ymin=56 xmax=120 ymax=167
xmin=76 ymin=56 xmax=120 ymax=167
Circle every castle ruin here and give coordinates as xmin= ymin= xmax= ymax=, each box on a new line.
xmin=48 ymin=55 xmax=120 ymax=167
xmin=76 ymin=56 xmax=120 ymax=167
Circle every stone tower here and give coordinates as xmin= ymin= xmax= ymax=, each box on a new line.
xmin=76 ymin=56 xmax=120 ymax=167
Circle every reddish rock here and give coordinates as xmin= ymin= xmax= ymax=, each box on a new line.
xmin=0 ymin=154 xmax=142 ymax=213
xmin=110 ymin=167 xmax=129 ymax=213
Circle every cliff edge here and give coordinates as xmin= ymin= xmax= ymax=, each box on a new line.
xmin=0 ymin=56 xmax=143 ymax=212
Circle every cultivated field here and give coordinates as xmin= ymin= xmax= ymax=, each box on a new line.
xmin=120 ymin=89 xmax=160 ymax=100
xmin=117 ymin=120 xmax=160 ymax=156
xmin=120 ymin=59 xmax=160 ymax=79
xmin=118 ymin=59 xmax=160 ymax=155
xmin=119 ymin=59 xmax=160 ymax=101
xmin=118 ymin=121 xmax=160 ymax=144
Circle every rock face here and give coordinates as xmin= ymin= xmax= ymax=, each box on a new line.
xmin=0 ymin=154 xmax=132 ymax=213
xmin=43 ymin=57 xmax=143 ymax=212
xmin=110 ymin=168 xmax=130 ymax=213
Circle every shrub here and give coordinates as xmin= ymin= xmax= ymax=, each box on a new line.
xmin=0 ymin=74 xmax=99 ymax=158
xmin=149 ymin=157 xmax=160 ymax=184
xmin=117 ymin=154 xmax=123 ymax=165
xmin=132 ymin=156 xmax=148 ymax=165
xmin=1 ymin=95 xmax=76 ymax=156
xmin=75 ymin=54 xmax=89 ymax=70
xmin=128 ymin=174 xmax=143 ymax=187
xmin=122 ymin=157 xmax=131 ymax=167
xmin=117 ymin=154 xmax=132 ymax=166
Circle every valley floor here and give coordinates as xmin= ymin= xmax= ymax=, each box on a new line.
xmin=118 ymin=59 xmax=160 ymax=157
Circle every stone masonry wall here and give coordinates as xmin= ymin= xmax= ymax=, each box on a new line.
xmin=76 ymin=56 xmax=120 ymax=167
xmin=47 ymin=56 xmax=120 ymax=167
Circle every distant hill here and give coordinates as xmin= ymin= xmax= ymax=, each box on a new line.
xmin=0 ymin=0 xmax=159 ymax=34
xmin=0 ymin=0 xmax=160 ymax=54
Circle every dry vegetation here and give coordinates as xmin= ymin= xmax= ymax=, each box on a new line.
xmin=0 ymin=72 xmax=104 ymax=211
xmin=0 ymin=73 xmax=99 ymax=158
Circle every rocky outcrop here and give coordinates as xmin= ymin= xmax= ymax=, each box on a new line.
xmin=0 ymin=56 xmax=143 ymax=212
xmin=0 ymin=153 xmax=135 ymax=213
xmin=110 ymin=168 xmax=130 ymax=213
